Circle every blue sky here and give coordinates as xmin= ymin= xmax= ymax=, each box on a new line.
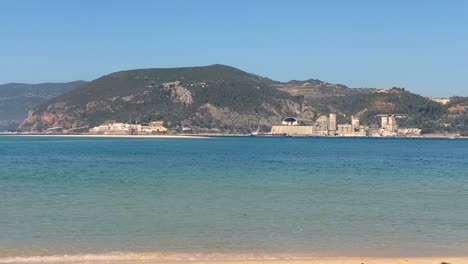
xmin=1 ymin=0 xmax=467 ymax=97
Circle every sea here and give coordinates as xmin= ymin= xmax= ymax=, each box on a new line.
xmin=1 ymin=136 xmax=467 ymax=262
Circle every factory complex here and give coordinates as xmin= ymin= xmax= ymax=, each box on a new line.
xmin=271 ymin=114 xmax=421 ymax=137
xmin=87 ymin=114 xmax=421 ymax=137
xmin=89 ymin=121 xmax=167 ymax=135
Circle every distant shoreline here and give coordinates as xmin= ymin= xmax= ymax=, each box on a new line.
xmin=1 ymin=254 xmax=467 ymax=264
xmin=0 ymin=134 xmax=208 ymax=139
xmin=0 ymin=133 xmax=467 ymax=139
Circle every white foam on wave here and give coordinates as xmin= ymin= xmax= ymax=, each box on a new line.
xmin=0 ymin=251 xmax=314 ymax=263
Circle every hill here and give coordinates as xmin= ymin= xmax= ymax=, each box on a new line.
xmin=0 ymin=81 xmax=86 ymax=131
xmin=307 ymin=88 xmax=446 ymax=133
xmin=444 ymin=96 xmax=468 ymax=134
xmin=275 ymin=79 xmax=375 ymax=98
xmin=19 ymin=65 xmax=312 ymax=133
xmin=17 ymin=65 xmax=468 ymax=135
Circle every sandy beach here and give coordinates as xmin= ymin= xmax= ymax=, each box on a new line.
xmin=156 ymin=258 xmax=468 ymax=264
xmin=2 ymin=256 xmax=467 ymax=264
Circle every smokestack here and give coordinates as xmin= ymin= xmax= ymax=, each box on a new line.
xmin=329 ymin=113 xmax=336 ymax=135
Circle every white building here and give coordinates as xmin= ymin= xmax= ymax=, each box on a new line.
xmin=397 ymin=128 xmax=421 ymax=136
xmin=89 ymin=121 xmax=167 ymax=135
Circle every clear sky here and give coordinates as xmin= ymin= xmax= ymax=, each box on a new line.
xmin=1 ymin=0 xmax=467 ymax=97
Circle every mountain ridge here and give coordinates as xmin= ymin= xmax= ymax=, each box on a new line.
xmin=16 ymin=65 xmax=468 ymax=134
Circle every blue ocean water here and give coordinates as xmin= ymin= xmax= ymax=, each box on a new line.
xmin=0 ymin=136 xmax=468 ymax=260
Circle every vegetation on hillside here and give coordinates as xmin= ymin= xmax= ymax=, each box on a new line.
xmin=309 ymin=88 xmax=465 ymax=134
xmin=21 ymin=65 xmax=301 ymax=133
xmin=16 ymin=65 xmax=468 ymax=135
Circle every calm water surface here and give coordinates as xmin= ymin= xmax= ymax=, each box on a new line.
xmin=1 ymin=136 xmax=467 ymax=259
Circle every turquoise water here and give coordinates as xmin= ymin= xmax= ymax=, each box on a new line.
xmin=1 ymin=136 xmax=468 ymax=260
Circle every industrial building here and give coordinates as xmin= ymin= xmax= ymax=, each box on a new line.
xmin=380 ymin=115 xmax=398 ymax=133
xmin=271 ymin=114 xmax=339 ymax=136
xmin=328 ymin=113 xmax=336 ymax=135
xmin=368 ymin=114 xmax=421 ymax=137
xmin=316 ymin=115 xmax=328 ymax=132
xmin=336 ymin=116 xmax=366 ymax=137
xmin=270 ymin=113 xmax=421 ymax=137
xmin=89 ymin=121 xmax=167 ymax=135
xmin=397 ymin=127 xmax=422 ymax=136
xmin=282 ymin=117 xmax=298 ymax=126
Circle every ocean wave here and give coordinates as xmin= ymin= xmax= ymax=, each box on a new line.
xmin=0 ymin=251 xmax=312 ymax=263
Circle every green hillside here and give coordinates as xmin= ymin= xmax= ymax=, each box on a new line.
xmin=20 ymin=65 xmax=303 ymax=133
xmin=309 ymin=88 xmax=447 ymax=133
xmin=18 ymin=65 xmax=468 ymax=135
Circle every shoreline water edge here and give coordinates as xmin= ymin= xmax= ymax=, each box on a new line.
xmin=1 ymin=253 xmax=468 ymax=264
xmin=0 ymin=133 xmax=467 ymax=139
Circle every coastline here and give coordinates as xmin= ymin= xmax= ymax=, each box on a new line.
xmin=133 ymin=257 xmax=468 ymax=264
xmin=1 ymin=254 xmax=467 ymax=264
xmin=0 ymin=134 xmax=208 ymax=139
xmin=0 ymin=133 xmax=467 ymax=139
xmin=146 ymin=257 xmax=468 ymax=264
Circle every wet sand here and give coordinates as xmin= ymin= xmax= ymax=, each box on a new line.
xmin=2 ymin=255 xmax=467 ymax=264
xmin=163 ymin=258 xmax=468 ymax=264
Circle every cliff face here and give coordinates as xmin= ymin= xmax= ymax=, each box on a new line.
xmin=19 ymin=65 xmax=313 ymax=133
